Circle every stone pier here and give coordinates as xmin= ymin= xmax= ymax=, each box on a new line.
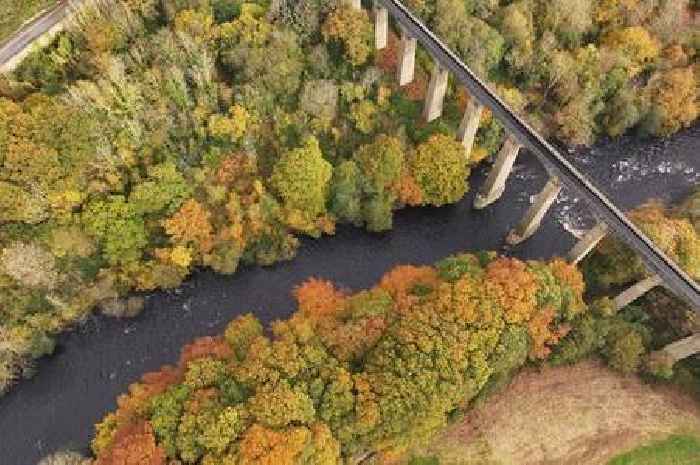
xmin=457 ymin=97 xmax=483 ymax=158
xmin=659 ymin=333 xmax=700 ymax=363
xmin=473 ymin=136 xmax=521 ymax=209
xmin=506 ymin=176 xmax=562 ymax=245
xmin=374 ymin=4 xmax=388 ymax=50
xmin=613 ymin=274 xmax=663 ymax=310
xmin=397 ymin=28 xmax=417 ymax=86
xmin=567 ymin=222 xmax=609 ymax=264
xmin=423 ymin=63 xmax=449 ymax=122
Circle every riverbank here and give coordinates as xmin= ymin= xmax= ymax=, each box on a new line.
xmin=0 ymin=124 xmax=698 ymax=464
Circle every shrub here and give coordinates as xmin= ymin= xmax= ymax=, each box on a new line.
xmin=605 ymin=326 xmax=645 ymax=374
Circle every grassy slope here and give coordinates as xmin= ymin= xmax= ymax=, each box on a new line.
xmin=0 ymin=0 xmax=57 ymax=43
xmin=412 ymin=361 xmax=700 ymax=465
xmin=608 ymin=434 xmax=700 ymax=465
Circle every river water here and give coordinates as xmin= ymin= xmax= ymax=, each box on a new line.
xmin=1 ymin=124 xmax=698 ymax=464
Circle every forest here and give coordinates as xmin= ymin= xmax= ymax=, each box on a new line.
xmin=1 ymin=0 xmax=699 ymax=463
xmin=62 ymin=238 xmax=699 ymax=465
xmin=0 ymin=0 xmax=697 ymax=404
xmin=36 ymin=189 xmax=700 ymax=464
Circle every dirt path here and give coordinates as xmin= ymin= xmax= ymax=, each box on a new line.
xmin=426 ymin=360 xmax=700 ymax=465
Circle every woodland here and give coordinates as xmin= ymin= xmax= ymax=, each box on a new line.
xmin=37 ymin=190 xmax=700 ymax=464
xmin=1 ymin=0 xmax=699 ymax=464
xmin=72 ymin=224 xmax=700 ymax=464
xmin=0 ymin=0 xmax=698 ymax=419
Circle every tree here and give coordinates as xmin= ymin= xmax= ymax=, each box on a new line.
xmin=293 ymin=278 xmax=346 ymax=320
xmin=602 ymin=27 xmax=660 ymax=76
xmin=163 ymin=199 xmax=215 ymax=254
xmin=554 ymin=92 xmax=598 ymax=146
xmin=349 ymin=100 xmax=378 ymax=135
xmin=90 ymin=251 xmax=588 ymax=464
xmin=345 ymin=135 xmax=406 ymax=231
xmin=95 ymin=421 xmax=166 ymax=465
xmin=435 ymin=1 xmax=505 ymax=78
xmin=129 ymin=162 xmax=192 ymax=216
xmin=329 ymin=161 xmax=362 ymax=225
xmin=1 ymin=242 xmax=58 ymax=290
xmin=601 ymin=85 xmax=642 ymax=137
xmin=82 ymin=196 xmax=148 ymax=265
xmin=0 ymin=181 xmax=47 ymax=224
xmin=321 ymin=6 xmax=373 ymax=67
xmin=605 ymin=325 xmax=645 ymax=374
xmin=270 ymin=137 xmax=332 ymax=220
xmin=208 ymin=105 xmax=250 ymax=145
xmin=173 ymin=9 xmax=214 ymax=43
xmin=221 ymin=12 xmax=304 ymax=98
xmin=582 ymin=201 xmax=700 ymax=290
xmin=643 ymin=67 xmax=698 ymax=137
xmin=539 ymin=0 xmax=595 ymax=46
xmin=238 ymin=423 xmax=340 ymax=465
xmin=410 ymin=134 xmax=469 ymax=206
xmin=499 ymin=1 xmax=535 ymax=70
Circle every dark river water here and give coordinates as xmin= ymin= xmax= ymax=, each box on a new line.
xmin=1 ymin=124 xmax=698 ymax=465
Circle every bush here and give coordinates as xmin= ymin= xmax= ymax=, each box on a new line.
xmin=605 ymin=326 xmax=645 ymax=374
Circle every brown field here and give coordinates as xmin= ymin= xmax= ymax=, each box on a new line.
xmin=420 ymin=360 xmax=700 ymax=465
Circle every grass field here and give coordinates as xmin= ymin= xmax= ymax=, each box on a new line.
xmin=0 ymin=0 xmax=58 ymax=43
xmin=410 ymin=361 xmax=700 ymax=465
xmin=608 ymin=435 xmax=700 ymax=465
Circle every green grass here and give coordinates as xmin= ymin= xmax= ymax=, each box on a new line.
xmin=408 ymin=457 xmax=440 ymax=465
xmin=0 ymin=0 xmax=57 ymax=43
xmin=608 ymin=434 xmax=700 ymax=465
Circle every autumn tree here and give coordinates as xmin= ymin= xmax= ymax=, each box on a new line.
xmin=583 ymin=201 xmax=700 ymax=290
xmin=602 ymin=27 xmax=660 ymax=76
xmin=163 ymin=199 xmax=215 ymax=255
xmin=91 ymin=251 xmax=589 ymax=463
xmin=643 ymin=67 xmax=698 ymax=137
xmin=0 ymin=181 xmax=48 ymax=224
xmin=410 ymin=134 xmax=469 ymax=206
xmin=270 ymin=137 xmax=332 ymax=222
xmin=321 ymin=7 xmax=373 ymax=67
xmin=1 ymin=242 xmax=58 ymax=290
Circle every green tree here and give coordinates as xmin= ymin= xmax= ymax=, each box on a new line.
xmin=410 ymin=134 xmax=469 ymax=206
xmin=129 ymin=162 xmax=192 ymax=215
xmin=0 ymin=181 xmax=48 ymax=224
xmin=270 ymin=137 xmax=332 ymax=219
xmin=82 ymin=196 xmax=148 ymax=265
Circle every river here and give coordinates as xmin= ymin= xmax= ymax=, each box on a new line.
xmin=1 ymin=124 xmax=698 ymax=464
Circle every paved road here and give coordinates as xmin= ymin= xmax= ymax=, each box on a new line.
xmin=0 ymin=1 xmax=71 ymax=68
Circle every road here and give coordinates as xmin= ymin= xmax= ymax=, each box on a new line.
xmin=0 ymin=1 xmax=71 ymax=69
